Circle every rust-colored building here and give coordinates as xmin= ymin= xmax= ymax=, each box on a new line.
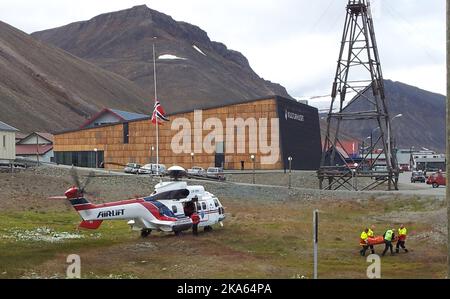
xmin=54 ymin=96 xmax=322 ymax=170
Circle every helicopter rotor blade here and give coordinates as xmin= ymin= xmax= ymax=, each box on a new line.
xmin=83 ymin=190 xmax=100 ymax=198
xmin=70 ymin=167 xmax=82 ymax=189
xmin=81 ymin=171 xmax=96 ymax=192
xmin=47 ymin=196 xmax=68 ymax=200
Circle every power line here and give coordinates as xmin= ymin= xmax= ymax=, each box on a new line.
xmin=383 ymin=1 xmax=443 ymax=64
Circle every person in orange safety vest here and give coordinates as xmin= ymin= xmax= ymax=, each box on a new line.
xmin=360 ymin=228 xmax=370 ymax=257
xmin=396 ymin=224 xmax=409 ymax=253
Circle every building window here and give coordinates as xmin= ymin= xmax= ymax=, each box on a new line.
xmin=123 ymin=123 xmax=129 ymax=144
xmin=55 ymin=151 xmax=104 ymax=168
xmin=2 ymin=135 xmax=5 ymax=147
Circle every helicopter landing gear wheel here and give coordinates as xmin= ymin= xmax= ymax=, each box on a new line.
xmin=204 ymin=226 xmax=213 ymax=232
xmin=141 ymin=229 xmax=152 ymax=238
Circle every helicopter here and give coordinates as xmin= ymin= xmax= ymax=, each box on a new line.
xmin=50 ymin=166 xmax=226 ymax=237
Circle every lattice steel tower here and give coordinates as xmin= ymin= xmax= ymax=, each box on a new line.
xmin=318 ymin=0 xmax=399 ymax=191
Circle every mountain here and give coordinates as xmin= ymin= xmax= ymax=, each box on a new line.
xmin=32 ymin=5 xmax=294 ymax=114
xmin=338 ymin=80 xmax=446 ymax=153
xmin=0 ymin=20 xmax=150 ymax=133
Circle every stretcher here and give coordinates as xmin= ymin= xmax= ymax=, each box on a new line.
xmin=365 ymin=236 xmax=398 ymax=246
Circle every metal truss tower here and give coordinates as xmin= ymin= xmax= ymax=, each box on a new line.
xmin=318 ymin=0 xmax=399 ymax=191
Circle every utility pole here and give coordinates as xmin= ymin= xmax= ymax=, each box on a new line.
xmin=446 ymin=0 xmax=449 ymax=279
xmin=251 ymin=155 xmax=256 ymax=184
xmin=318 ymin=0 xmax=399 ymax=191
xmin=36 ymin=134 xmax=40 ymax=167
xmin=288 ymin=156 xmax=293 ymax=189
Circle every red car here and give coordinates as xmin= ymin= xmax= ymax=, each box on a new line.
xmin=426 ymin=172 xmax=446 ymax=188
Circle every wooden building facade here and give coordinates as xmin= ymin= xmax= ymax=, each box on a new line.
xmin=54 ymin=96 xmax=322 ymax=170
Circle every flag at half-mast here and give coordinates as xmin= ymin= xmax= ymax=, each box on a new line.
xmin=151 ymin=99 xmax=169 ymax=124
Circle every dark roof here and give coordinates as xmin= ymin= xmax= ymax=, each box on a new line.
xmin=80 ymin=108 xmax=148 ymax=129
xmin=16 ymin=144 xmax=53 ymax=155
xmin=56 ymin=95 xmax=316 ymax=135
xmin=109 ymin=109 xmax=149 ymax=121
xmin=0 ymin=120 xmax=19 ymax=132
xmin=15 ymin=132 xmax=28 ymax=140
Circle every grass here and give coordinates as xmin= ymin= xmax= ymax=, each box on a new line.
xmin=0 ymin=196 xmax=446 ymax=279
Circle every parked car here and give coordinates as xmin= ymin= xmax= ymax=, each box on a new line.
xmin=372 ymin=165 xmax=388 ymax=180
xmin=187 ymin=166 xmax=206 ymax=177
xmin=124 ymin=163 xmax=141 ymax=174
xmin=426 ymin=172 xmax=446 ymax=188
xmin=138 ymin=163 xmax=167 ymax=175
xmin=400 ymin=165 xmax=410 ymax=172
xmin=206 ymin=167 xmax=226 ymax=181
xmin=410 ymin=171 xmax=426 ymax=183
xmin=138 ymin=164 xmax=153 ymax=175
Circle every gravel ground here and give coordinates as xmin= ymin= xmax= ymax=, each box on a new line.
xmin=0 ymin=166 xmax=444 ymax=211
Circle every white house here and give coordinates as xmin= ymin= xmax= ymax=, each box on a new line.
xmin=16 ymin=132 xmax=54 ymax=163
xmin=0 ymin=120 xmax=19 ymax=163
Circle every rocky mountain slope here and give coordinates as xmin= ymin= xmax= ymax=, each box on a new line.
xmin=0 ymin=21 xmax=150 ymax=133
xmin=339 ymin=80 xmax=446 ymax=152
xmin=32 ymin=5 xmax=294 ymax=114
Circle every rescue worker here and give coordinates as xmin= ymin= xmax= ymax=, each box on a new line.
xmin=382 ymin=228 xmax=395 ymax=256
xmin=367 ymin=225 xmax=376 ymax=254
xmin=191 ymin=212 xmax=200 ymax=236
xmin=359 ymin=228 xmax=370 ymax=257
xmin=396 ymin=224 xmax=409 ymax=253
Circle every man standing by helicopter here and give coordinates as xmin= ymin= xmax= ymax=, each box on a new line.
xmin=183 ymin=197 xmax=200 ymax=236
xmin=191 ymin=211 xmax=200 ymax=236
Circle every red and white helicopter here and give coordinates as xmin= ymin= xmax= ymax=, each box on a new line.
xmin=51 ymin=166 xmax=226 ymax=237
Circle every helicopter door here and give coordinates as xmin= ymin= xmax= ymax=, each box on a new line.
xmin=197 ymin=201 xmax=209 ymax=224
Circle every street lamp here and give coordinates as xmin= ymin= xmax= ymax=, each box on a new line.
xmin=387 ymin=113 xmax=403 ymax=170
xmin=409 ymin=146 xmax=415 ymax=171
xmin=250 ymin=155 xmax=256 ymax=184
xmin=288 ymin=156 xmax=293 ymax=189
xmin=361 ymin=136 xmax=371 ymax=159
xmin=94 ymin=148 xmax=98 ymax=168
xmin=151 ymin=146 xmax=155 ymax=163
xmin=352 ymin=163 xmax=358 ymax=190
xmin=190 ymin=152 xmax=195 ymax=169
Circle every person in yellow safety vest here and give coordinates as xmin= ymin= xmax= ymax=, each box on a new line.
xmin=382 ymin=228 xmax=395 ymax=256
xmin=359 ymin=228 xmax=370 ymax=257
xmin=367 ymin=225 xmax=376 ymax=254
xmin=396 ymin=224 xmax=409 ymax=253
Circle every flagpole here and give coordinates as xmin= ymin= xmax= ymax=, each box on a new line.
xmin=153 ymin=39 xmax=159 ymax=176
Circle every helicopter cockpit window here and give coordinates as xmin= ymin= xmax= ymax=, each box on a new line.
xmin=196 ymin=202 xmax=201 ymax=211
xmin=202 ymin=202 xmax=207 ymax=210
xmin=213 ymin=199 xmax=219 ymax=207
xmin=172 ymin=205 xmax=178 ymax=214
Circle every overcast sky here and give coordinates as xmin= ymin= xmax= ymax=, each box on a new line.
xmin=0 ymin=0 xmax=446 ymax=102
